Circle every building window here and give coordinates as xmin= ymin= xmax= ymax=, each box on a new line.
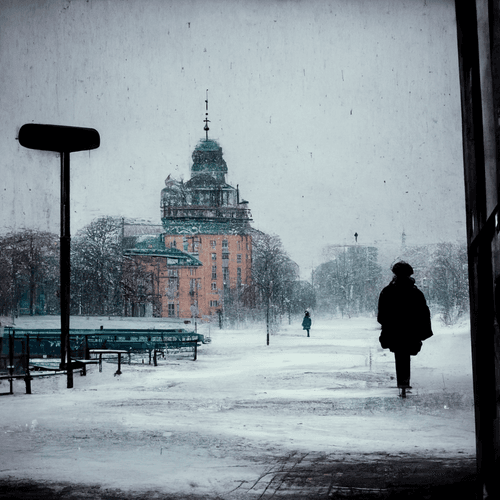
xmin=237 ymin=267 xmax=242 ymax=287
xmin=171 ymin=240 xmax=177 ymax=248
xmin=190 ymin=279 xmax=196 ymax=292
xmin=211 ymin=282 xmax=217 ymax=291
xmin=168 ymin=303 xmax=175 ymax=317
xmin=183 ymin=237 xmax=188 ymax=251
xmin=212 ymin=266 xmax=217 ymax=280
xmin=210 ymin=300 xmax=218 ymax=307
xmin=211 ymin=240 xmax=216 ymax=248
xmin=168 ymin=270 xmax=178 ymax=277
xmin=189 ymin=268 xmax=196 ymax=276
xmin=246 ymin=242 xmax=249 ymax=251
xmin=237 ymin=240 xmax=241 ymax=251
xmin=237 ymin=254 xmax=242 ymax=263
xmin=222 ymin=239 xmax=228 ymax=249
xmin=222 ymin=253 xmax=229 ymax=260
xmin=211 ymin=253 xmax=217 ymax=261
xmin=223 ymin=268 xmax=229 ymax=284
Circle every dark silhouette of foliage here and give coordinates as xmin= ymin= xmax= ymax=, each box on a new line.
xmin=0 ymin=229 xmax=59 ymax=317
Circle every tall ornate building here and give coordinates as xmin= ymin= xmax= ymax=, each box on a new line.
xmin=159 ymin=130 xmax=253 ymax=318
xmin=124 ymin=111 xmax=253 ymax=319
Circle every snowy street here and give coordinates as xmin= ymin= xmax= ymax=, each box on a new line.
xmin=0 ymin=316 xmax=476 ymax=498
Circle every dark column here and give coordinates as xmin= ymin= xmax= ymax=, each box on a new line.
xmin=60 ymin=151 xmax=73 ymax=389
xmin=9 ymin=333 xmax=14 ymax=395
xmin=455 ymin=2 xmax=500 ymax=498
xmin=24 ymin=334 xmax=31 ymax=394
xmin=116 ymin=354 xmax=122 ymax=376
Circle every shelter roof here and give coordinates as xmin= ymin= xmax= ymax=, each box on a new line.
xmin=122 ymin=235 xmax=202 ymax=266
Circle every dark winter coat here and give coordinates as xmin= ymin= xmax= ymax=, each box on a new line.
xmin=302 ymin=316 xmax=312 ymax=330
xmin=377 ymin=277 xmax=433 ymax=355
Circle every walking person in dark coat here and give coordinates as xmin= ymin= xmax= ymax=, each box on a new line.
xmin=302 ymin=311 xmax=312 ymax=337
xmin=377 ymin=262 xmax=433 ymax=394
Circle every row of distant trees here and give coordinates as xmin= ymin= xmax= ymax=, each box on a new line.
xmin=0 ymin=217 xmax=154 ymax=318
xmin=312 ymin=242 xmax=469 ymax=324
xmin=0 ymin=219 xmax=469 ymax=326
xmin=0 ymin=219 xmax=310 ymax=324
xmin=396 ymin=242 xmax=469 ymax=325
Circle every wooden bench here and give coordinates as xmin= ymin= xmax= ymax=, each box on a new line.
xmin=69 ymin=358 xmax=99 ymax=376
xmin=1 ymin=362 xmax=67 ymax=396
xmin=1 ymin=329 xmax=208 ymax=385
xmin=165 ymin=339 xmax=199 ymax=361
xmin=88 ymin=349 xmax=128 ymax=375
xmin=164 ymin=338 xmax=200 ymax=361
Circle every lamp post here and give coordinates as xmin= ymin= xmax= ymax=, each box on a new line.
xmin=18 ymin=124 xmax=100 ymax=389
xmin=266 ymin=280 xmax=273 ymax=345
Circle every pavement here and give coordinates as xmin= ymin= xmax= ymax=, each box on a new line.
xmin=0 ymin=453 xmax=477 ymax=499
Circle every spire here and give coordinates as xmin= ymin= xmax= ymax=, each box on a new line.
xmin=203 ymin=89 xmax=210 ymax=141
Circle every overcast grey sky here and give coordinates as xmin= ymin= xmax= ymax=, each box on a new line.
xmin=0 ymin=0 xmax=466 ymax=278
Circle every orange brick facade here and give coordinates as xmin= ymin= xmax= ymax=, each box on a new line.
xmin=159 ymin=234 xmax=252 ymax=319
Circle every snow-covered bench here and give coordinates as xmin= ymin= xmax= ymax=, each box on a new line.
xmin=164 ymin=337 xmax=200 ymax=361
xmin=88 ymin=349 xmax=128 ymax=375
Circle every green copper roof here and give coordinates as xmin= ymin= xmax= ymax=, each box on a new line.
xmin=194 ymin=139 xmax=220 ymax=151
xmin=161 ymin=218 xmax=251 ymax=235
xmin=123 ymin=235 xmax=202 ymax=265
xmin=191 ymin=138 xmax=227 ymax=175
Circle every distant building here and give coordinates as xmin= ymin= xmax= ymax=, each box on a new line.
xmin=123 ymin=112 xmax=253 ymax=319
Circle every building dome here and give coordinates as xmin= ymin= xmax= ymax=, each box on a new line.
xmin=160 ymin=133 xmax=252 ymax=235
xmin=193 ymin=139 xmax=220 ymax=152
xmin=191 ymin=139 xmax=228 ymax=181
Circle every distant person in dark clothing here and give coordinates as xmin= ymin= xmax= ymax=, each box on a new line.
xmin=377 ymin=261 xmax=433 ymax=392
xmin=302 ymin=311 xmax=312 ymax=337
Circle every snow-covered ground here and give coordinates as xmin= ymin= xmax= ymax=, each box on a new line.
xmin=0 ymin=315 xmax=475 ymax=498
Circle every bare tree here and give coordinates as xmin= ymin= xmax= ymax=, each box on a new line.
xmin=250 ymin=231 xmax=299 ymax=342
xmin=71 ymin=217 xmax=123 ymax=315
xmin=0 ymin=230 xmax=59 ymax=316
xmin=397 ymin=242 xmax=468 ymax=324
xmin=315 ymin=245 xmax=382 ymax=317
xmin=120 ymin=256 xmax=161 ymax=317
xmin=71 ymin=216 xmax=162 ymax=317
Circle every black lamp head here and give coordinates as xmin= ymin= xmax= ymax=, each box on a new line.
xmin=18 ymin=123 xmax=100 ymax=152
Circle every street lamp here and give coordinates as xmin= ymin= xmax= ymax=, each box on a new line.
xmin=266 ymin=280 xmax=273 ymax=345
xmin=18 ymin=124 xmax=100 ymax=389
